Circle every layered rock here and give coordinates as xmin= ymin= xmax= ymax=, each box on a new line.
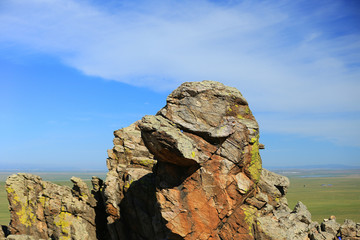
xmin=5 ymin=173 xmax=101 ymax=240
xmin=103 ymin=121 xmax=157 ymax=239
xmin=102 ymin=81 xmax=263 ymax=239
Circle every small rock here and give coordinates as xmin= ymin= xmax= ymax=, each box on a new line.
xmin=258 ymin=169 xmax=290 ymax=201
xmin=246 ymin=197 xmax=267 ymax=209
xmin=321 ymin=219 xmax=340 ymax=236
xmin=5 ymin=235 xmax=36 ymax=240
xmin=340 ymin=219 xmax=357 ymax=238
xmin=292 ymin=201 xmax=312 ymax=224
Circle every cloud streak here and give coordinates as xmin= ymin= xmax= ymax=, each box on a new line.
xmin=1 ymin=0 xmax=360 ymax=145
xmin=257 ymin=112 xmax=360 ymax=146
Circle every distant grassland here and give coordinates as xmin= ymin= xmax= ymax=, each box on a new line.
xmin=1 ymin=172 xmax=359 ymax=226
xmin=286 ymin=176 xmax=360 ymax=223
xmin=0 ymin=182 xmax=9 ymax=226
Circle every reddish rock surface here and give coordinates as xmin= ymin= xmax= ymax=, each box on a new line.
xmin=104 ymin=81 xmax=263 ymax=239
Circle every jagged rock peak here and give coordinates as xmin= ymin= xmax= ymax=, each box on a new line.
xmin=104 ymin=80 xmax=264 ymax=239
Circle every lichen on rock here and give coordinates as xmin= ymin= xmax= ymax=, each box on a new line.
xmin=5 ymin=173 xmax=102 ymax=240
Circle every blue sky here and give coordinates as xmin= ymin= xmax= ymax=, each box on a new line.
xmin=1 ymin=0 xmax=360 ymax=171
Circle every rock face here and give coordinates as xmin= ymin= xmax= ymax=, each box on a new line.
xmin=104 ymin=81 xmax=262 ymax=239
xmin=5 ymin=173 xmax=100 ymax=240
xmin=4 ymin=80 xmax=360 ymax=240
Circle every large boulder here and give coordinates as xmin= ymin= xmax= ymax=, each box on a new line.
xmin=103 ymin=81 xmax=265 ymax=239
xmin=5 ymin=173 xmax=101 ymax=240
xmin=340 ymin=219 xmax=360 ymax=240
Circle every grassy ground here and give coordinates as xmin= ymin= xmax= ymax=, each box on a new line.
xmin=286 ymin=176 xmax=360 ymax=223
xmin=0 ymin=182 xmax=9 ymax=226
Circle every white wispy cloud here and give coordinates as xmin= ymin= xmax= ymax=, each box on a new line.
xmin=1 ymin=0 xmax=359 ymax=145
xmin=257 ymin=113 xmax=360 ymax=146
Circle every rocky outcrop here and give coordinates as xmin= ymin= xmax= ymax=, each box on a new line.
xmin=103 ymin=81 xmax=263 ymax=239
xmin=102 ymin=81 xmax=360 ymax=240
xmin=103 ymin=121 xmax=156 ymax=239
xmin=339 ymin=219 xmax=360 ymax=240
xmin=4 ymin=80 xmax=360 ymax=240
xmin=5 ymin=173 xmax=101 ymax=240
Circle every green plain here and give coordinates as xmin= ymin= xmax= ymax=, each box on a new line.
xmin=0 ymin=182 xmax=9 ymax=226
xmin=286 ymin=176 xmax=360 ymax=224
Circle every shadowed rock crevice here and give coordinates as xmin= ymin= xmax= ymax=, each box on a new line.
xmin=275 ymin=185 xmax=286 ymax=196
xmin=91 ymin=177 xmax=110 ymax=240
xmin=116 ymin=173 xmax=159 ymax=240
xmin=155 ymin=162 xmax=200 ymax=189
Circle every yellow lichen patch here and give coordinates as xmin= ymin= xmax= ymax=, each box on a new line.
xmin=6 ymin=187 xmax=20 ymax=203
xmin=250 ymin=137 xmax=257 ymax=144
xmin=38 ymin=196 xmax=47 ymax=207
xmin=59 ymin=236 xmax=71 ymax=240
xmin=124 ymin=178 xmax=134 ymax=190
xmin=54 ymin=211 xmax=72 ymax=239
xmin=235 ymin=104 xmax=239 ymax=107
xmin=248 ymin=137 xmax=262 ymax=182
xmin=6 ymin=186 xmax=14 ymax=193
xmin=138 ymin=159 xmax=155 ymax=167
xmin=228 ymin=107 xmax=232 ymax=112
xmin=237 ymin=114 xmax=244 ymax=119
xmin=243 ymin=205 xmax=257 ymax=236
xmin=245 ymin=106 xmax=250 ymax=114
xmin=191 ymin=151 xmax=196 ymax=158
xmin=16 ymin=201 xmax=36 ymax=227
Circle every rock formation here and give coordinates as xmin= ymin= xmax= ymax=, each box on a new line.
xmin=4 ymin=174 xmax=103 ymax=240
xmin=3 ymin=81 xmax=360 ymax=240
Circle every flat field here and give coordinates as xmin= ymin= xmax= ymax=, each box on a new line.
xmin=0 ymin=182 xmax=9 ymax=226
xmin=286 ymin=175 xmax=360 ymax=223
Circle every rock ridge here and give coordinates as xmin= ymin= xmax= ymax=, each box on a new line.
xmin=2 ymin=81 xmax=360 ymax=240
